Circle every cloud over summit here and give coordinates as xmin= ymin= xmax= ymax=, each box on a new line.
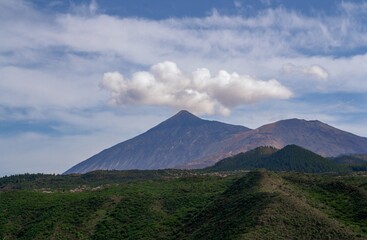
xmin=100 ymin=61 xmax=293 ymax=115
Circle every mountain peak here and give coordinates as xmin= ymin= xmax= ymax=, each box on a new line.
xmin=64 ymin=109 xmax=248 ymax=174
xmin=154 ymin=110 xmax=204 ymax=129
xmin=275 ymin=118 xmax=325 ymax=125
xmin=263 ymin=118 xmax=331 ymax=130
xmin=276 ymin=118 xmax=308 ymax=125
xmin=279 ymin=144 xmax=319 ymax=154
xmin=174 ymin=110 xmax=199 ymax=118
xmin=64 ymin=111 xmax=367 ymax=174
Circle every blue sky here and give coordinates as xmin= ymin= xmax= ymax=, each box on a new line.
xmin=1 ymin=0 xmax=367 ymax=176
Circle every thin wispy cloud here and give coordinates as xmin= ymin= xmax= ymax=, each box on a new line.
xmin=281 ymin=64 xmax=329 ymax=80
xmin=1 ymin=0 xmax=367 ymax=175
xmin=1 ymin=0 xmax=367 ymax=96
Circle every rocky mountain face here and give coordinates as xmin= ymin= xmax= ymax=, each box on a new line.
xmin=64 ymin=111 xmax=367 ymax=174
xmin=185 ymin=118 xmax=367 ymax=168
xmin=64 ymin=110 xmax=249 ymax=174
xmin=237 ymin=119 xmax=367 ymax=157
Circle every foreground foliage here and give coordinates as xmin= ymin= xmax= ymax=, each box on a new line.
xmin=1 ymin=170 xmax=366 ymax=239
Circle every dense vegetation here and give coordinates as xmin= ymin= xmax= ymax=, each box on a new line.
xmin=210 ymin=145 xmax=348 ymax=173
xmin=0 ymin=170 xmax=194 ymax=191
xmin=331 ymin=154 xmax=367 ymax=165
xmin=1 ymin=169 xmax=367 ymax=239
xmin=0 ymin=170 xmax=240 ymax=240
xmin=329 ymin=154 xmax=367 ymax=172
xmin=208 ymin=146 xmax=278 ymax=171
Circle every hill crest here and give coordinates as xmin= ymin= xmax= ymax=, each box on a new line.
xmin=209 ymin=144 xmax=346 ymax=173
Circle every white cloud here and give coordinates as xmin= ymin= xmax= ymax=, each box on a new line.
xmin=100 ymin=61 xmax=293 ymax=116
xmin=281 ymin=63 xmax=329 ymax=80
xmin=1 ymin=1 xmax=364 ymax=94
xmin=1 ymin=0 xmax=367 ymax=175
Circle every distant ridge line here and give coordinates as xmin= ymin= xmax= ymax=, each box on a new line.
xmin=64 ymin=110 xmax=367 ymax=174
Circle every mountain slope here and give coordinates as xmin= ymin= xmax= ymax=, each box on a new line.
xmin=330 ymin=154 xmax=367 ymax=165
xmin=329 ymin=154 xmax=367 ymax=172
xmin=178 ymin=171 xmax=341 ymax=239
xmin=228 ymin=118 xmax=367 ymax=157
xmin=65 ymin=111 xmax=367 ymax=173
xmin=209 ymin=145 xmax=345 ymax=173
xmin=262 ymin=145 xmax=346 ymax=173
xmin=64 ymin=110 xmax=249 ymax=174
xmin=184 ymin=118 xmax=367 ymax=168
xmin=209 ymin=146 xmax=278 ymax=171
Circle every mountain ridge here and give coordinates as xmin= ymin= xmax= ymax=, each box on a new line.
xmin=184 ymin=117 xmax=367 ymax=168
xmin=64 ymin=110 xmax=367 ymax=174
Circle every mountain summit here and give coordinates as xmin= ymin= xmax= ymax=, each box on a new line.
xmin=152 ymin=110 xmax=205 ymax=129
xmin=64 ymin=111 xmax=367 ymax=174
xmin=64 ymin=111 xmax=248 ymax=174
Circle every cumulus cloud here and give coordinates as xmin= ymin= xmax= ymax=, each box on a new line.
xmin=100 ymin=61 xmax=293 ymax=115
xmin=281 ymin=63 xmax=329 ymax=80
xmin=2 ymin=1 xmax=367 ymax=176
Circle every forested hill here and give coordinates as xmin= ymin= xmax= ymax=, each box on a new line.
xmin=209 ymin=145 xmax=347 ymax=173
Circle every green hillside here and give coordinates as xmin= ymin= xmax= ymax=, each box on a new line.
xmin=209 ymin=146 xmax=278 ymax=171
xmin=210 ymin=145 xmax=346 ymax=173
xmin=330 ymin=154 xmax=367 ymax=172
xmin=331 ymin=154 xmax=367 ymax=165
xmin=1 ymin=170 xmax=366 ymax=239
xmin=0 ymin=170 xmax=239 ymax=240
